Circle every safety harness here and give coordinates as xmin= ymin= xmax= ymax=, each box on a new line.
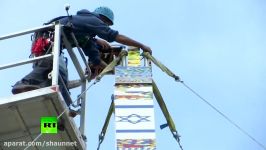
xmin=30 ymin=16 xmax=70 ymax=57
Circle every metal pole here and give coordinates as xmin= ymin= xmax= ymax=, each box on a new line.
xmin=0 ymin=54 xmax=52 ymax=70
xmin=121 ymin=55 xmax=127 ymax=67
xmin=70 ymin=33 xmax=90 ymax=70
xmin=0 ymin=24 xmax=54 ymax=41
xmin=122 ymin=47 xmax=127 ymax=67
xmin=80 ymin=81 xmax=87 ymax=137
xmin=143 ymin=57 xmax=147 ymax=67
xmin=61 ymin=31 xmax=86 ymax=80
xmin=51 ymin=23 xmax=61 ymax=85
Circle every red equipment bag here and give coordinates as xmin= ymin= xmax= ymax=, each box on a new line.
xmin=31 ymin=37 xmax=50 ymax=56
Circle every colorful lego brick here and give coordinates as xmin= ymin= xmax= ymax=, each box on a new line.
xmin=128 ymin=48 xmax=141 ymax=67
xmin=114 ymin=84 xmax=153 ymax=100
xmin=115 ymin=67 xmax=152 ymax=77
xmin=115 ymin=67 xmax=152 ymax=83
xmin=114 ymin=100 xmax=156 ymax=139
xmin=117 ymin=139 xmax=156 ymax=150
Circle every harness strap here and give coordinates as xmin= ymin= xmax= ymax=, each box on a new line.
xmin=142 ymin=52 xmax=180 ymax=81
xmin=95 ymin=50 xmax=127 ymax=81
xmin=152 ymin=80 xmax=183 ymax=150
xmin=43 ymin=16 xmax=68 ymax=25
xmin=97 ymin=98 xmax=114 ymax=150
xmin=152 ymin=80 xmax=177 ymax=132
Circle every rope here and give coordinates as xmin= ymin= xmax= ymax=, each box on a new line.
xmin=23 ymin=81 xmax=97 ymax=150
xmin=179 ymin=81 xmax=266 ymax=150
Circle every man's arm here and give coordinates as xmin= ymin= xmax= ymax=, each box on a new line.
xmin=95 ymin=38 xmax=111 ymax=50
xmin=115 ymin=34 xmax=152 ymax=54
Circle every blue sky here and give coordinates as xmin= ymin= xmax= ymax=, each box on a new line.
xmin=0 ymin=0 xmax=266 ymax=150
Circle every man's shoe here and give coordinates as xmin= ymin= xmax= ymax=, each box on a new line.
xmin=12 ymin=81 xmax=40 ymax=94
xmin=57 ymin=119 xmax=65 ymax=131
xmin=69 ymin=109 xmax=78 ymax=118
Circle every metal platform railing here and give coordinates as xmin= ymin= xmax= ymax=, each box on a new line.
xmin=0 ymin=23 xmax=89 ymax=146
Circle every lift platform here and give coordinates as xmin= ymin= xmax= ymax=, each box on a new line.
xmin=0 ymin=23 xmax=90 ymax=150
xmin=0 ymin=86 xmax=86 ymax=150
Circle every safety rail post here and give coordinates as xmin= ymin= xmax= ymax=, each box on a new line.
xmin=51 ymin=23 xmax=62 ymax=86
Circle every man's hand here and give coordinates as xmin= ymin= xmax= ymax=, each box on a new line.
xmin=96 ymin=38 xmax=111 ymax=50
xmin=141 ymin=45 xmax=152 ymax=54
xmin=115 ymin=34 xmax=152 ymax=54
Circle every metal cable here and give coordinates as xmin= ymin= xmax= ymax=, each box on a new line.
xmin=180 ymin=81 xmax=266 ymax=150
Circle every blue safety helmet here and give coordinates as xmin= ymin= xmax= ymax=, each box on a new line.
xmin=94 ymin=6 xmax=114 ymax=25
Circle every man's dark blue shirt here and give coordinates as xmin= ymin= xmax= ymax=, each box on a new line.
xmin=48 ymin=9 xmax=119 ymax=65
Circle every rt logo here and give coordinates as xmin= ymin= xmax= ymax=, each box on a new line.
xmin=41 ymin=117 xmax=57 ymax=133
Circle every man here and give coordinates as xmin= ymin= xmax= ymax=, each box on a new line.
xmin=57 ymin=6 xmax=152 ymax=64
xmin=11 ymin=6 xmax=152 ymax=106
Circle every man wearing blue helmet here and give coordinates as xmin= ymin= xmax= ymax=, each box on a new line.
xmin=46 ymin=6 xmax=151 ymax=66
xmin=57 ymin=6 xmax=151 ymax=78
xmin=11 ymin=6 xmax=151 ymax=107
xmin=62 ymin=6 xmax=152 ymax=63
